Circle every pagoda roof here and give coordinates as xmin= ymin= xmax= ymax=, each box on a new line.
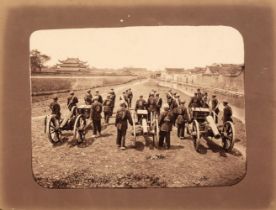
xmin=58 ymin=57 xmax=87 ymax=64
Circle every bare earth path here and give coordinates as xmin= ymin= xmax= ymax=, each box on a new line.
xmin=32 ymin=79 xmax=246 ymax=188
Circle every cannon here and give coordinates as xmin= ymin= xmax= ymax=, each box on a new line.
xmin=131 ymin=109 xmax=159 ymax=148
xmin=44 ymin=105 xmax=92 ymax=144
xmin=188 ymin=107 xmax=235 ymax=152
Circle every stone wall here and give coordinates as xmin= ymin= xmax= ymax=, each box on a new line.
xmin=160 ymin=71 xmax=244 ymax=94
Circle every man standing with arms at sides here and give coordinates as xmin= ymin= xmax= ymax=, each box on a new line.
xmin=222 ymin=101 xmax=233 ymax=123
xmin=94 ymin=90 xmax=103 ymax=104
xmin=49 ymin=95 xmax=61 ymax=128
xmin=127 ymin=88 xmax=133 ymax=108
xmin=67 ymin=91 xmax=79 ymax=112
xmin=168 ymin=94 xmax=178 ymax=125
xmin=90 ymin=96 xmax=102 ymax=137
xmin=147 ymin=93 xmax=157 ymax=120
xmin=135 ymin=95 xmax=148 ymax=123
xmin=211 ymin=95 xmax=220 ymax=123
xmin=109 ymin=89 xmax=116 ymax=115
xmin=103 ymin=95 xmax=113 ymax=124
xmin=115 ymin=102 xmax=133 ymax=150
xmin=197 ymin=88 xmax=203 ymax=102
xmin=202 ymin=92 xmax=209 ymax=108
xmin=176 ymin=100 xmax=190 ymax=139
xmin=188 ymin=93 xmax=199 ymax=108
xmin=158 ymin=104 xmax=175 ymax=149
xmin=155 ymin=93 xmax=162 ymax=117
xmin=84 ymin=89 xmax=93 ymax=105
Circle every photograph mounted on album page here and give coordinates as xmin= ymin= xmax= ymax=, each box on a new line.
xmin=30 ymin=26 xmax=246 ymax=188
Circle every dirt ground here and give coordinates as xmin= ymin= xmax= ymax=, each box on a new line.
xmin=32 ymin=79 xmax=246 ymax=188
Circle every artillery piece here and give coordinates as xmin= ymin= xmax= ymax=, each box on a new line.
xmin=189 ymin=107 xmax=235 ymax=152
xmin=44 ymin=105 xmax=91 ymax=144
xmin=131 ymin=109 xmax=159 ymax=148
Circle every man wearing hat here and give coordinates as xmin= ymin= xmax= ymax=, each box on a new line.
xmin=155 ymin=93 xmax=163 ymax=117
xmin=119 ymin=91 xmax=129 ymax=108
xmin=67 ymin=91 xmax=79 ymax=111
xmin=167 ymin=93 xmax=177 ymax=110
xmin=197 ymin=88 xmax=203 ymax=101
xmin=211 ymin=95 xmax=219 ymax=123
xmin=109 ymin=88 xmax=116 ymax=114
xmin=176 ymin=100 xmax=190 ymax=139
xmin=127 ymin=88 xmax=133 ymax=108
xmin=103 ymin=95 xmax=113 ymax=124
xmin=222 ymin=101 xmax=233 ymax=123
xmin=147 ymin=93 xmax=157 ymax=120
xmin=94 ymin=90 xmax=103 ymax=104
xmin=202 ymin=92 xmax=209 ymax=108
xmin=84 ymin=89 xmax=93 ymax=105
xmin=188 ymin=93 xmax=199 ymax=108
xmin=49 ymin=95 xmax=61 ymax=127
xmin=166 ymin=89 xmax=172 ymax=100
xmin=135 ymin=95 xmax=148 ymax=123
xmin=115 ymin=102 xmax=133 ymax=150
xmin=158 ymin=103 xmax=175 ymax=149
xmin=90 ymin=96 xmax=103 ymax=137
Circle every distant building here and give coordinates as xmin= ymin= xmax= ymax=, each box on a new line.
xmin=165 ymin=68 xmax=185 ymax=74
xmin=56 ymin=58 xmax=88 ymax=72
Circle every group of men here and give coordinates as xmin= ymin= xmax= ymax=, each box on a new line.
xmin=115 ymin=88 xmax=188 ymax=150
xmin=49 ymin=86 xmax=233 ymax=150
xmin=119 ymin=88 xmax=133 ymax=108
xmin=50 ymin=88 xmax=116 ymax=138
xmin=187 ymin=88 xmax=233 ymax=124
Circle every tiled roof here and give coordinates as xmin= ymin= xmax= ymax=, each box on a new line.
xmin=59 ymin=58 xmax=87 ymax=64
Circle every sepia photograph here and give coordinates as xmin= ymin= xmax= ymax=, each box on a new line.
xmin=30 ymin=26 xmax=246 ymax=188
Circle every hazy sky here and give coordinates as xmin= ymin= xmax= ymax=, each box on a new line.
xmin=30 ymin=26 xmax=244 ymax=70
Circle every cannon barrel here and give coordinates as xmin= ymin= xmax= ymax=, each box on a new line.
xmin=142 ymin=118 xmax=148 ymax=134
xmin=206 ymin=115 xmax=220 ymax=138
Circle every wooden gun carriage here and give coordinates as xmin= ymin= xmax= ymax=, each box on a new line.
xmin=132 ymin=109 xmax=159 ymax=148
xmin=44 ymin=105 xmax=91 ymax=144
xmin=189 ymin=107 xmax=235 ymax=152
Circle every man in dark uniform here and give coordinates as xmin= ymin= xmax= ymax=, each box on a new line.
xmin=50 ymin=95 xmax=61 ymax=127
xmin=166 ymin=89 xmax=173 ymax=102
xmin=147 ymin=93 xmax=157 ymax=120
xmin=135 ymin=95 xmax=147 ymax=111
xmin=120 ymin=91 xmax=129 ymax=108
xmin=222 ymin=101 xmax=233 ymax=123
xmin=158 ymin=104 xmax=175 ymax=149
xmin=103 ymin=95 xmax=113 ymax=124
xmin=167 ymin=95 xmax=178 ymax=111
xmin=115 ymin=102 xmax=133 ymax=150
xmin=127 ymin=88 xmax=133 ymax=108
xmin=211 ymin=95 xmax=220 ymax=123
xmin=169 ymin=94 xmax=179 ymax=125
xmin=155 ymin=93 xmax=163 ymax=116
xmin=90 ymin=96 xmax=102 ymax=137
xmin=176 ymin=100 xmax=190 ymax=139
xmin=109 ymin=89 xmax=116 ymax=114
xmin=67 ymin=91 xmax=79 ymax=111
xmin=188 ymin=93 xmax=199 ymax=108
xmin=84 ymin=89 xmax=93 ymax=105
xmin=94 ymin=90 xmax=103 ymax=104
xmin=202 ymin=92 xmax=209 ymax=108
xmin=135 ymin=95 xmax=147 ymax=123
xmin=197 ymin=88 xmax=203 ymax=102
